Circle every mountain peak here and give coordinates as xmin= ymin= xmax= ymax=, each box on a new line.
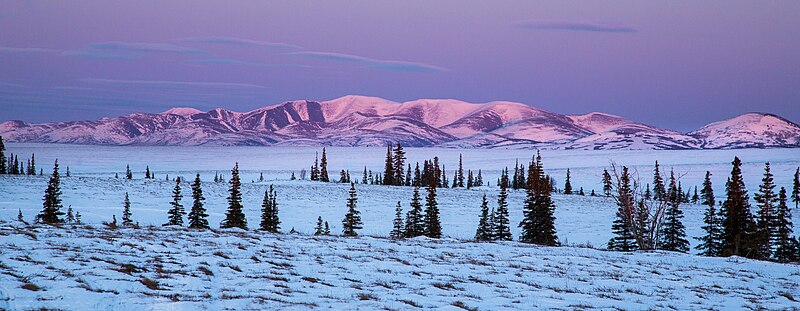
xmin=689 ymin=112 xmax=800 ymax=149
xmin=161 ymin=107 xmax=204 ymax=117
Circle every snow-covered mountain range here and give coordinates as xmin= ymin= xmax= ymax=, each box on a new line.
xmin=2 ymin=95 xmax=799 ymax=149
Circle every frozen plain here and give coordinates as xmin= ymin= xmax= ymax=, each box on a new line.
xmin=1 ymin=144 xmax=799 ymax=310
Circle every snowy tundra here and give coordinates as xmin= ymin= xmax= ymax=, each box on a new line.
xmin=0 ymin=144 xmax=799 ymax=310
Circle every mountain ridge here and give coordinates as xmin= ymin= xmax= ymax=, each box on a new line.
xmin=2 ymin=95 xmax=799 ymax=149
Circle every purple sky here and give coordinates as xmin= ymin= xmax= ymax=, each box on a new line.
xmin=1 ymin=0 xmax=799 ymax=131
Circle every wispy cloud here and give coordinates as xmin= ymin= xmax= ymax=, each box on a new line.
xmin=64 ymin=41 xmax=208 ymax=60
xmin=179 ymin=36 xmax=301 ymax=50
xmin=288 ymin=51 xmax=447 ymax=73
xmin=0 ymin=46 xmax=58 ymax=54
xmin=188 ymin=58 xmax=312 ymax=68
xmin=81 ymin=78 xmax=266 ymax=89
xmin=516 ymin=20 xmax=636 ymax=33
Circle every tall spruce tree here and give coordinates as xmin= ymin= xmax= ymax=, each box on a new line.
xmin=652 ymin=161 xmax=666 ymax=201
xmin=494 ymin=182 xmax=512 ymax=241
xmin=792 ymin=168 xmax=800 ymax=209
xmin=602 ymin=169 xmax=612 ymax=197
xmin=29 ymin=153 xmax=35 ymax=176
xmin=754 ymin=162 xmax=778 ymax=257
xmin=720 ymin=157 xmax=759 ymax=258
xmin=122 ymin=192 xmax=133 ymax=227
xmin=259 ymin=185 xmax=280 ymax=233
xmin=342 ymin=183 xmax=362 ymax=236
xmin=37 ymin=160 xmax=64 ymax=224
xmin=221 ymin=162 xmax=247 ymax=230
xmin=404 ymin=186 xmax=425 ymax=238
xmin=311 ymin=152 xmax=319 ymax=181
xmin=0 ymin=135 xmax=6 ymax=174
xmin=608 ymin=166 xmax=637 ymax=251
xmin=423 ymin=178 xmax=441 ymax=238
xmin=519 ymin=154 xmax=559 ymax=246
xmin=383 ymin=144 xmax=394 ymax=185
xmin=695 ymin=200 xmax=723 ymax=256
xmin=773 ymin=187 xmax=796 ymax=262
xmin=390 ymin=202 xmax=405 ymax=239
xmin=658 ymin=170 xmax=689 ymax=252
xmin=457 ymin=154 xmax=465 ymax=188
xmin=475 ymin=194 xmax=492 ymax=241
xmin=393 ymin=144 xmax=406 ymax=186
xmin=165 ymin=177 xmax=185 ymax=226
xmin=188 ymin=173 xmax=209 ymax=229
xmin=319 ymin=148 xmax=329 ymax=182
xmin=563 ymin=168 xmax=573 ymax=195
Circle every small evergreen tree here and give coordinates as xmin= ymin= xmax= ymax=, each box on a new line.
xmin=320 ymin=147 xmax=329 ymax=182
xmin=754 ymin=162 xmax=778 ymax=257
xmin=164 ymin=177 xmax=185 ymax=226
xmin=0 ymin=135 xmax=6 ymax=174
xmin=383 ymin=144 xmax=394 ymax=185
xmin=457 ymin=154 xmax=465 ymax=188
xmin=792 ymin=167 xmax=800 ymax=209
xmin=37 ymin=160 xmax=65 ymax=224
xmin=362 ymin=166 xmax=368 ymax=184
xmin=259 ymin=185 xmax=280 ymax=233
xmin=720 ymin=157 xmax=759 ymax=258
xmin=404 ymin=186 xmax=425 ymax=238
xmin=29 ymin=153 xmax=35 ymax=176
xmin=311 ymin=152 xmax=319 ymax=181
xmin=188 ymin=173 xmax=209 ymax=229
xmin=66 ymin=206 xmax=75 ymax=224
xmin=17 ymin=209 xmax=25 ymax=223
xmin=342 ymin=183 xmax=362 ymax=236
xmin=314 ymin=216 xmax=324 ymax=236
xmin=221 ymin=163 xmax=247 ymax=230
xmin=145 ymin=166 xmax=151 ymax=179
xmin=652 ymin=161 xmax=666 ymax=201
xmin=423 ymin=180 xmax=441 ymax=238
xmin=695 ymin=201 xmax=723 ymax=257
xmin=126 ymin=164 xmax=133 ymax=179
xmin=390 ymin=202 xmax=405 ymax=239
xmin=563 ymin=168 xmax=572 ymax=194
xmin=475 ymin=194 xmax=492 ymax=241
xmin=519 ymin=156 xmax=559 ymax=246
xmin=608 ymin=166 xmax=637 ymax=251
xmin=602 ymin=169 xmax=612 ymax=197
xmin=701 ymin=171 xmax=715 ymax=207
xmin=122 ymin=192 xmax=133 ymax=226
xmin=324 ymin=221 xmax=330 ymax=235
xmin=657 ymin=170 xmax=689 ymax=252
xmin=494 ymin=183 xmax=512 ymax=241
xmin=773 ymin=187 xmax=796 ymax=262
xmin=393 ymin=144 xmax=406 ymax=186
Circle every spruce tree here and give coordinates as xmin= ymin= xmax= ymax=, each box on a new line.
xmin=457 ymin=154 xmax=465 ymax=188
xmin=404 ymin=186 xmax=425 ymax=238
xmin=652 ymin=161 xmax=666 ymax=201
xmin=122 ymin=192 xmax=133 ymax=227
xmin=701 ymin=171 xmax=715 ymax=207
xmin=792 ymin=168 xmax=800 ymax=209
xmin=66 ymin=206 xmax=75 ymax=224
xmin=311 ymin=152 xmax=319 ymax=181
xmin=259 ymin=185 xmax=280 ymax=233
xmin=692 ymin=186 xmax=699 ymax=204
xmin=324 ymin=221 xmax=330 ymax=235
xmin=413 ymin=163 xmax=421 ymax=187
xmin=393 ymin=144 xmax=406 ymax=186
xmin=126 ymin=164 xmax=133 ymax=179
xmin=65 ymin=166 xmax=70 ymax=177
xmin=563 ymin=168 xmax=572 ymax=195
xmin=519 ymin=156 xmax=559 ymax=246
xmin=754 ymin=162 xmax=778 ymax=257
xmin=494 ymin=183 xmax=512 ymax=241
xmin=342 ymin=183 xmax=362 ymax=236
xmin=0 ymin=135 xmax=6 ymax=174
xmin=602 ymin=169 xmax=612 ymax=197
xmin=164 ymin=177 xmax=185 ymax=226
xmin=657 ymin=170 xmax=689 ymax=252
xmin=383 ymin=144 xmax=394 ymax=185
xmin=390 ymin=202 xmax=405 ymax=239
xmin=476 ymin=170 xmax=483 ymax=187
xmin=145 ymin=166 xmax=151 ymax=179
xmin=720 ymin=157 xmax=759 ymax=258
xmin=17 ymin=209 xmax=25 ymax=223
xmin=608 ymin=166 xmax=637 ymax=251
xmin=695 ymin=201 xmax=723 ymax=257
xmin=362 ymin=166 xmax=368 ymax=184
xmin=319 ymin=147 xmax=329 ymax=182
xmin=188 ymin=173 xmax=209 ymax=229
xmin=314 ymin=216 xmax=324 ymax=236
xmin=423 ymin=178 xmax=441 ymax=238
xmin=773 ymin=187 xmax=796 ymax=262
xmin=221 ymin=162 xmax=247 ymax=230
xmin=467 ymin=170 xmax=473 ymax=189
xmin=475 ymin=194 xmax=492 ymax=241
xmin=29 ymin=153 xmax=35 ymax=176
xmin=37 ymin=160 xmax=64 ymax=224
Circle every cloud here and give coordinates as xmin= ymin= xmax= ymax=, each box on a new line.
xmin=287 ymin=51 xmax=447 ymax=73
xmin=179 ymin=36 xmax=301 ymax=50
xmin=64 ymin=41 xmax=208 ymax=60
xmin=80 ymin=78 xmax=266 ymax=89
xmin=0 ymin=47 xmax=58 ymax=54
xmin=187 ymin=58 xmax=312 ymax=68
xmin=516 ymin=20 xmax=636 ymax=33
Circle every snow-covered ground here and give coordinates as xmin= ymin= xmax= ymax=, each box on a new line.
xmin=1 ymin=223 xmax=799 ymax=310
xmin=0 ymin=144 xmax=799 ymax=309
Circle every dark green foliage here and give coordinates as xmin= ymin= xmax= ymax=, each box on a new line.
xmin=494 ymin=183 xmax=512 ymax=241
xmin=720 ymin=157 xmax=759 ymax=258
xmin=563 ymin=168 xmax=572 ymax=194
xmin=145 ymin=166 xmax=151 ymax=179
xmin=164 ymin=177 xmax=185 ymax=226
xmin=774 ymin=188 xmax=796 ymax=262
xmin=657 ymin=170 xmax=689 ymax=252
xmin=319 ymin=148 xmax=329 ymax=182
xmin=393 ymin=144 xmax=406 ymax=186
xmin=383 ymin=144 xmax=394 ymax=185
xmin=404 ymin=186 xmax=425 ymax=238
xmin=342 ymin=183 xmax=362 ymax=236
xmin=519 ymin=153 xmax=559 ymax=246
xmin=475 ymin=194 xmax=492 ymax=241
xmin=457 ymin=154 xmax=465 ymax=188
xmin=608 ymin=166 xmax=637 ymax=251
xmin=311 ymin=152 xmax=319 ymax=181
xmin=423 ymin=180 xmax=441 ymax=238
xmin=701 ymin=171 xmax=714 ymax=207
xmin=0 ymin=135 xmax=6 ymax=174
xmin=390 ymin=202 xmax=404 ymax=239
xmin=37 ymin=160 xmax=64 ymax=224
xmin=754 ymin=162 xmax=777 ymax=258
xmin=122 ymin=192 xmax=133 ymax=226
xmin=652 ymin=161 xmax=666 ymax=201
xmin=221 ymin=163 xmax=247 ymax=230
xmin=695 ymin=202 xmax=723 ymax=257
xmin=126 ymin=164 xmax=133 ymax=179
xmin=314 ymin=216 xmax=324 ymax=236
xmin=324 ymin=221 xmax=330 ymax=235
xmin=188 ymin=174 xmax=209 ymax=229
xmin=259 ymin=185 xmax=280 ymax=233
xmin=792 ymin=168 xmax=799 ymax=209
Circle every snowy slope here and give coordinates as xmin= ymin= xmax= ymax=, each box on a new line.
xmin=689 ymin=113 xmax=800 ymax=149
xmin=1 ymin=96 xmax=798 ymax=149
